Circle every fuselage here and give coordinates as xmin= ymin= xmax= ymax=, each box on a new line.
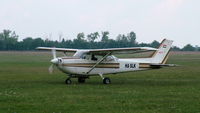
xmin=56 ymin=56 xmax=153 ymax=76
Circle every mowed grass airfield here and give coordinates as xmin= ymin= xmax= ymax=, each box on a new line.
xmin=0 ymin=51 xmax=200 ymax=113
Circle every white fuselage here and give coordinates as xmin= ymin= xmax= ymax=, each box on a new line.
xmin=56 ymin=56 xmax=153 ymax=76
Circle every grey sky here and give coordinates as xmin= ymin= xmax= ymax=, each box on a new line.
xmin=0 ymin=0 xmax=199 ymax=47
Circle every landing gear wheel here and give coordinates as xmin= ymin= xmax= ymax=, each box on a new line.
xmin=78 ymin=77 xmax=85 ymax=83
xmin=103 ymin=77 xmax=111 ymax=84
xmin=65 ymin=78 xmax=72 ymax=84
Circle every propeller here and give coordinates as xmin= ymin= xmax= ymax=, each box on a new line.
xmin=48 ymin=48 xmax=58 ymax=74
xmin=49 ymin=64 xmax=54 ymax=74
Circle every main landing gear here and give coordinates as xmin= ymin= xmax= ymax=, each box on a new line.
xmin=78 ymin=77 xmax=86 ymax=83
xmin=65 ymin=78 xmax=72 ymax=84
xmin=65 ymin=75 xmax=87 ymax=85
xmin=65 ymin=74 xmax=111 ymax=85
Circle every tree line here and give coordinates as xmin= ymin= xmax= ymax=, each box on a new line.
xmin=0 ymin=29 xmax=199 ymax=51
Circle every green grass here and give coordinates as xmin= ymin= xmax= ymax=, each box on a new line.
xmin=0 ymin=51 xmax=200 ymax=113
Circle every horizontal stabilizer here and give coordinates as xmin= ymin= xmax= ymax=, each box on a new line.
xmin=150 ymin=63 xmax=178 ymax=68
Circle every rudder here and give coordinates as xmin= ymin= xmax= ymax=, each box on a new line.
xmin=151 ymin=39 xmax=173 ymax=64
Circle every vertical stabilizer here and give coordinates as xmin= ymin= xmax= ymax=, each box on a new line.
xmin=151 ymin=39 xmax=173 ymax=64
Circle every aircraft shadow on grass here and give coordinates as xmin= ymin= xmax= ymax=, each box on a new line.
xmin=45 ymin=78 xmax=197 ymax=87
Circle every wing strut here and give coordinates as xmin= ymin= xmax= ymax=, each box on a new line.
xmin=86 ymin=52 xmax=111 ymax=74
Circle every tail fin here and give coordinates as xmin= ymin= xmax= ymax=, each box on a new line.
xmin=151 ymin=39 xmax=173 ymax=64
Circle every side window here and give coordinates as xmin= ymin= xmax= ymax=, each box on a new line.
xmin=84 ymin=54 xmax=104 ymax=61
xmin=91 ymin=54 xmax=98 ymax=61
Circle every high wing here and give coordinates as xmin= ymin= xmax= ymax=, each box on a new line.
xmin=36 ymin=47 xmax=158 ymax=55
xmin=36 ymin=47 xmax=78 ymax=52
xmin=87 ymin=47 xmax=158 ymax=55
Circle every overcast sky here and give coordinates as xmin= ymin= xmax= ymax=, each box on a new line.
xmin=0 ymin=0 xmax=199 ymax=47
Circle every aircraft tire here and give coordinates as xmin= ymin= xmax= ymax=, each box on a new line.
xmin=65 ymin=78 xmax=72 ymax=84
xmin=78 ymin=77 xmax=85 ymax=83
xmin=103 ymin=77 xmax=111 ymax=84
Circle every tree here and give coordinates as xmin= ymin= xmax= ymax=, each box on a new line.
xmin=44 ymin=39 xmax=56 ymax=47
xmin=116 ymin=34 xmax=129 ymax=47
xmin=87 ymin=32 xmax=99 ymax=42
xmin=195 ymin=45 xmax=199 ymax=51
xmin=127 ymin=31 xmax=136 ymax=45
xmin=150 ymin=40 xmax=160 ymax=48
xmin=101 ymin=31 xmax=109 ymax=42
xmin=1 ymin=29 xmax=199 ymax=51
xmin=0 ymin=30 xmax=18 ymax=50
xmin=171 ymin=46 xmax=181 ymax=51
xmin=182 ymin=44 xmax=195 ymax=51
xmin=32 ymin=38 xmax=44 ymax=48
xmin=22 ymin=37 xmax=34 ymax=50
xmin=71 ymin=32 xmax=87 ymax=49
xmin=77 ymin=32 xmax=85 ymax=40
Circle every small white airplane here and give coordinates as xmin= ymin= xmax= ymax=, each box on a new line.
xmin=37 ymin=39 xmax=175 ymax=84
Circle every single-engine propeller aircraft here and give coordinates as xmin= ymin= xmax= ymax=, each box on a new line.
xmin=37 ymin=39 xmax=175 ymax=84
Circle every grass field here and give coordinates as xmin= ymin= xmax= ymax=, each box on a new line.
xmin=0 ymin=51 xmax=200 ymax=113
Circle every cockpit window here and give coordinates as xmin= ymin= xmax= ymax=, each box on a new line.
xmin=81 ymin=55 xmax=86 ymax=59
xmin=105 ymin=55 xmax=117 ymax=61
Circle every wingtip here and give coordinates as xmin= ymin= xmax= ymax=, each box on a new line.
xmin=35 ymin=47 xmax=41 ymax=50
xmin=36 ymin=47 xmax=45 ymax=50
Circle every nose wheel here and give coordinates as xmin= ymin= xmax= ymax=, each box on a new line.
xmin=99 ymin=73 xmax=111 ymax=84
xmin=103 ymin=77 xmax=111 ymax=84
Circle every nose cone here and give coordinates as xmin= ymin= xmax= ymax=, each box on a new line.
xmin=51 ymin=58 xmax=58 ymax=64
